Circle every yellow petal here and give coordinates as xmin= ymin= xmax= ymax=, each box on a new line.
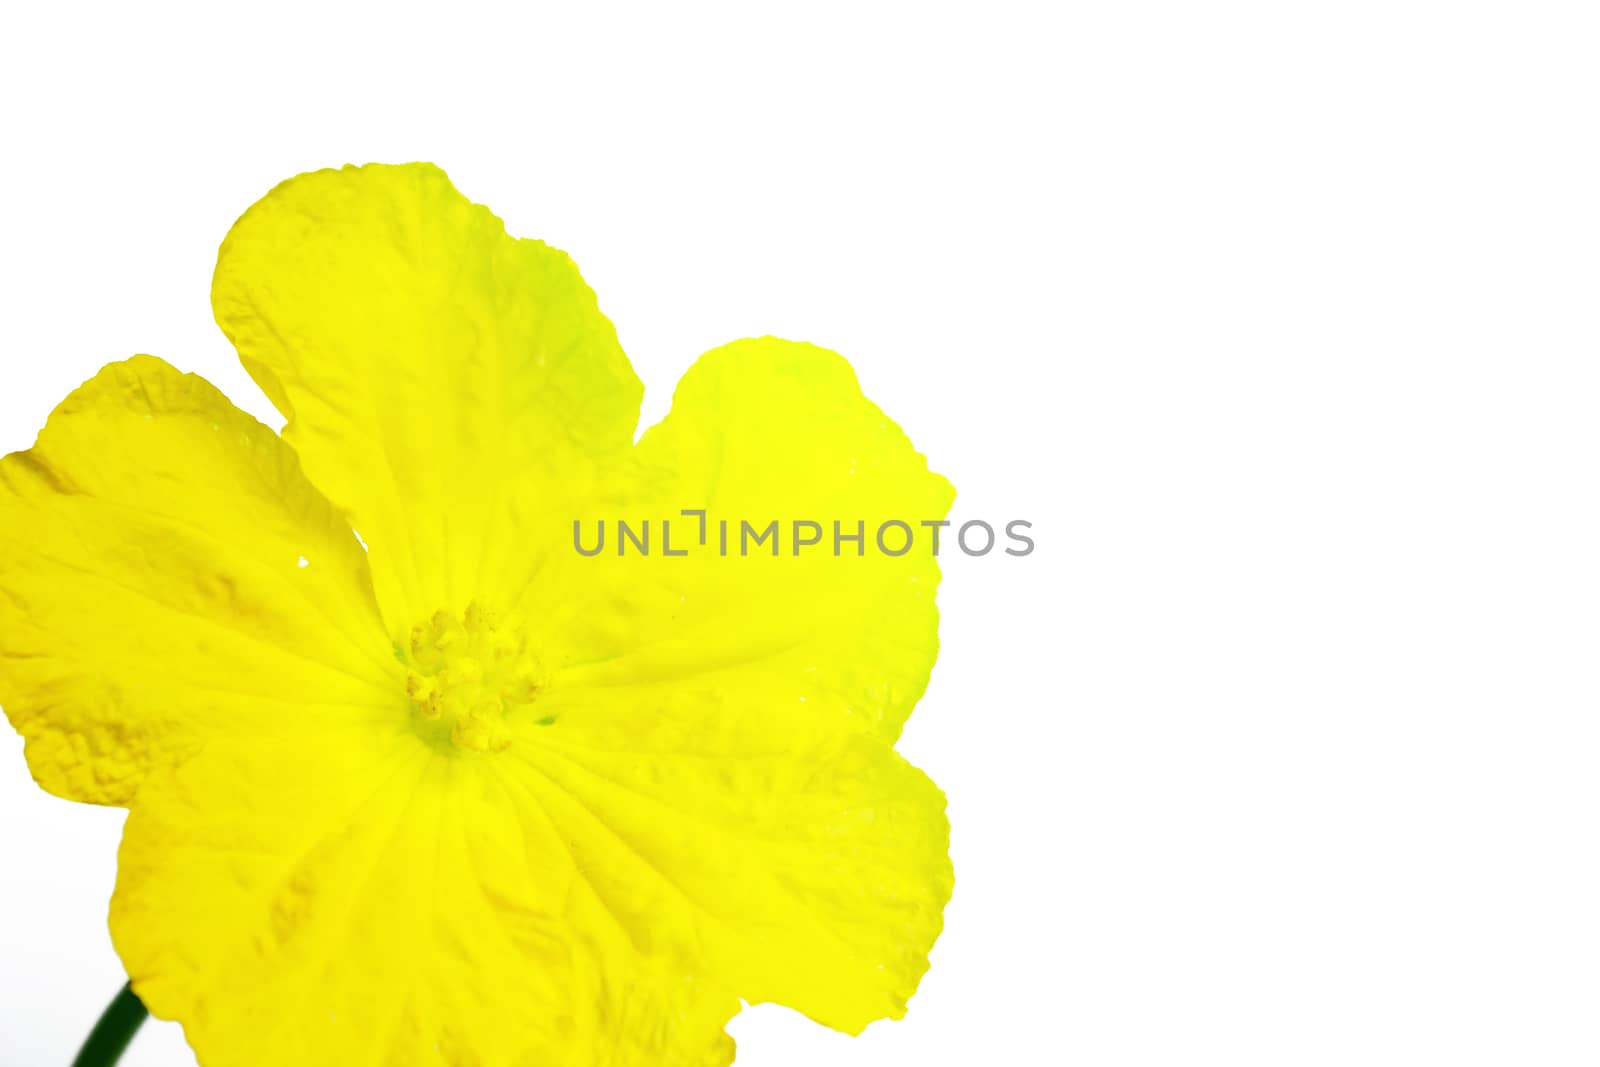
xmin=213 ymin=163 xmax=642 ymax=637
xmin=509 ymin=678 xmax=953 ymax=1034
xmin=0 ymin=356 xmax=399 ymax=805
xmin=536 ymin=337 xmax=955 ymax=742
xmin=505 ymin=340 xmax=956 ymax=1029
xmin=112 ymin=729 xmax=741 ymax=1066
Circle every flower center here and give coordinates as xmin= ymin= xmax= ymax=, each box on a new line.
xmin=403 ymin=602 xmax=545 ymax=753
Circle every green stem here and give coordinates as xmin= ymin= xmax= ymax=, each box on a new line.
xmin=72 ymin=982 xmax=148 ymax=1067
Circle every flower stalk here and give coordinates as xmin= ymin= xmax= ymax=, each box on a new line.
xmin=72 ymin=982 xmax=146 ymax=1067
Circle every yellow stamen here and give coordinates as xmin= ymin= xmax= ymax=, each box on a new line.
xmin=402 ymin=601 xmax=545 ymax=753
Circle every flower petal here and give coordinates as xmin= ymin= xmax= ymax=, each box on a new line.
xmin=507 ymin=341 xmax=956 ymax=1030
xmin=112 ymin=730 xmax=741 ymax=1067
xmin=0 ymin=356 xmax=399 ymax=805
xmin=212 ymin=163 xmax=643 ymax=636
xmin=509 ymin=679 xmax=953 ymax=1034
xmin=535 ymin=338 xmax=954 ymax=742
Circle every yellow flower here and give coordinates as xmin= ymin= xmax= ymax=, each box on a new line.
xmin=0 ymin=163 xmax=955 ymax=1066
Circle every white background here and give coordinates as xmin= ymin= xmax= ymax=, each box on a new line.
xmin=2 ymin=3 xmax=1597 ymax=1065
